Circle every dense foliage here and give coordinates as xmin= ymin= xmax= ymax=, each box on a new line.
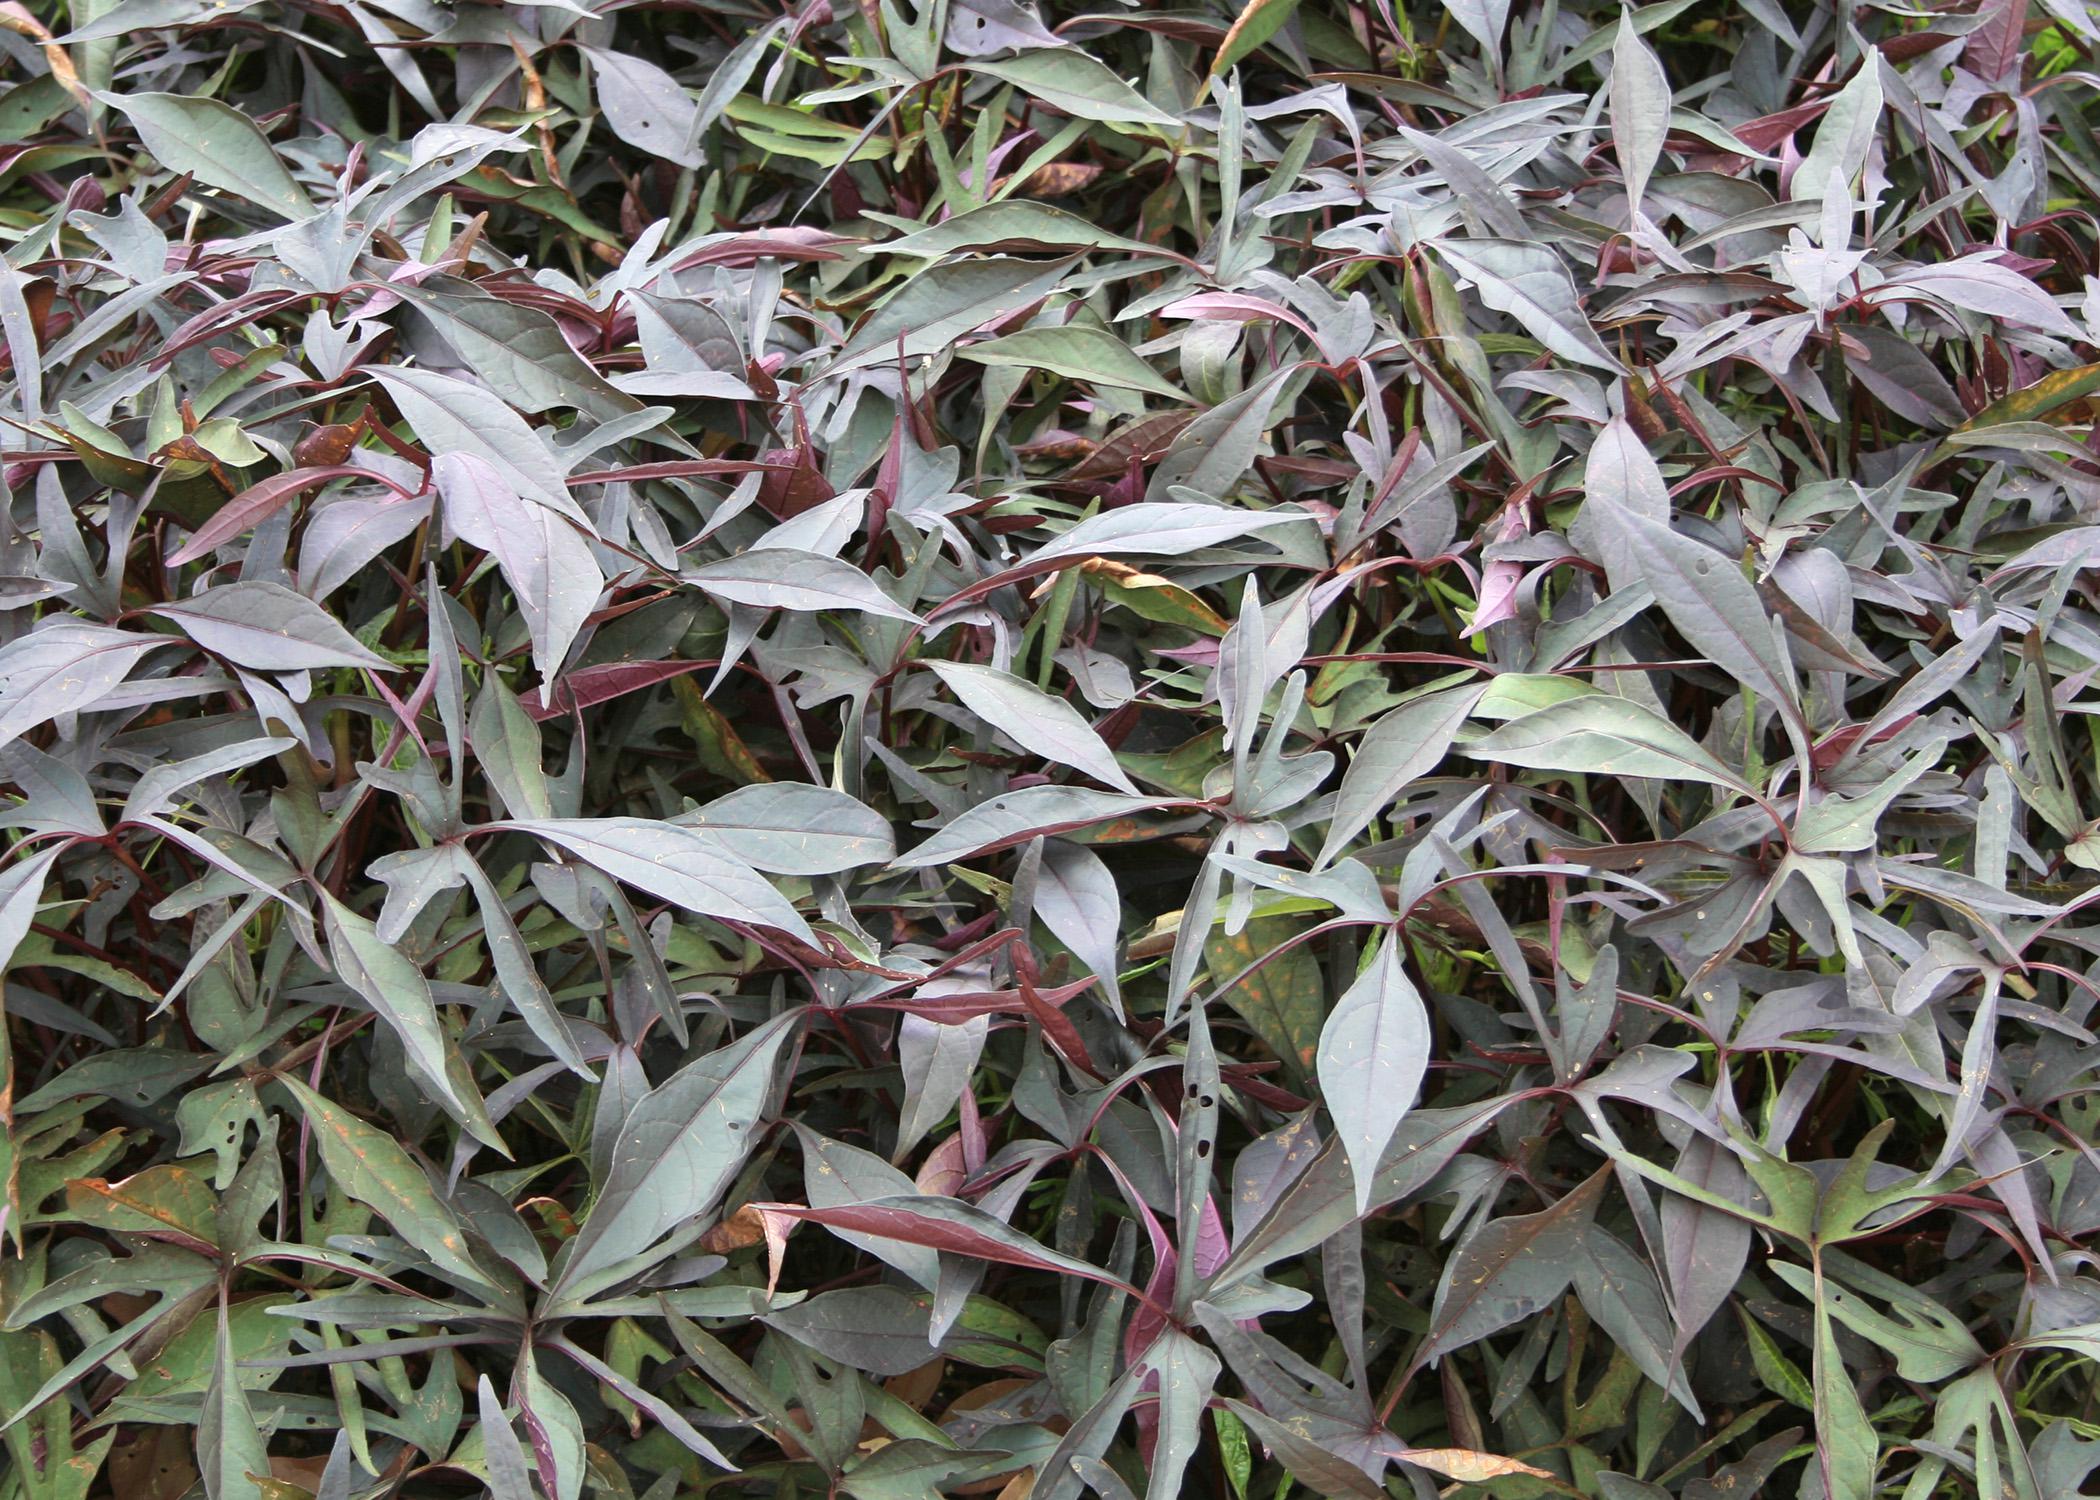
xmin=0 ymin=0 xmax=2096 ymax=1497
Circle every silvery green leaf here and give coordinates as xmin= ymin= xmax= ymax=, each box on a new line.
xmin=152 ymin=581 xmax=390 ymax=672
xmin=1432 ymin=240 xmax=1621 ymax=371
xmin=1316 ymin=937 xmax=1431 ymax=1213
xmin=1790 ymin=58 xmax=1882 ymax=206
xmin=372 ymin=367 xmax=582 ymax=520
xmin=552 ymin=1010 xmax=801 ymax=1297
xmin=1573 ymin=411 xmax=1671 ymax=591
xmin=504 ymin=818 xmax=816 ymax=943
xmin=894 ymin=787 xmax=1174 ymax=866
xmin=948 ymin=0 xmax=1063 ymax=55
xmin=1442 ymin=0 xmax=1512 ymax=54
xmin=318 ymin=891 xmax=490 ymax=1138
xmin=1318 ymin=682 xmax=1486 ymax=868
xmin=436 ymin=452 xmax=604 ymax=697
xmin=105 ymin=91 xmax=313 ymax=221
xmin=687 ymin=549 xmax=920 ymax=622
xmin=1035 ymin=840 xmax=1125 ymax=1014
xmin=925 ymin=659 xmax=1138 ymax=792
xmin=678 ymin=783 xmax=895 ymax=873
xmin=1465 ymin=693 xmax=1750 ymax=789
xmin=585 ymin=47 xmax=702 ymax=168
xmin=0 ymin=623 xmax=173 ymax=749
xmin=1609 ymin=8 xmax=1672 ymax=217
xmin=895 ymin=1012 xmax=988 ymax=1160
xmin=831 ymin=256 xmax=1077 ymax=375
xmin=1608 ymin=507 xmax=1806 ymax=730
xmin=966 ymin=51 xmax=1179 ymax=127
xmin=1030 ymin=502 xmax=1312 ymax=570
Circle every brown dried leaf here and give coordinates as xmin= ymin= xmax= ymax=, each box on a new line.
xmin=1392 ymin=1447 xmax=1555 ymax=1482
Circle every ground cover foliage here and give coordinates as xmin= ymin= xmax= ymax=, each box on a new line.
xmin=0 ymin=0 xmax=2098 ymax=1497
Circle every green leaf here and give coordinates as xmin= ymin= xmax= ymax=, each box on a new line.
xmin=105 ymin=92 xmax=314 ymax=221
xmin=1315 ymin=936 xmax=1430 ymax=1214
xmin=1463 ymin=693 xmax=1750 ymax=790
xmin=831 ymin=255 xmax=1076 ymax=375
xmin=1768 ymin=1258 xmax=1985 ymax=1383
xmin=196 ymin=1303 xmax=270 ymax=1500
xmin=1740 ymin=1307 xmax=1814 ymax=1410
xmin=1206 ymin=916 xmax=1324 ymax=1089
xmin=796 ymin=1126 xmax=942 ymax=1290
xmin=477 ymin=1376 xmax=537 ymax=1500
xmin=1431 ymin=240 xmax=1620 ymax=371
xmin=398 ymin=281 xmax=640 ymax=421
xmin=1211 ymin=0 xmax=1307 ymax=76
xmin=967 ymin=51 xmax=1180 ymax=128
xmin=1570 ymin=1225 xmax=1702 ymax=1418
xmin=552 ymin=1010 xmax=802 ymax=1298
xmin=1141 ymin=1328 xmax=1220 ymax=1500
xmin=840 ymin=1440 xmax=1017 ymax=1500
xmin=958 ymin=324 xmax=1188 ymax=399
xmin=926 ymin=659 xmax=1138 ymax=792
xmin=281 ymin=1077 xmax=494 ymax=1289
xmin=1810 ymin=1255 xmax=1881 ymax=1500
xmin=1318 ymin=682 xmax=1485 ymax=867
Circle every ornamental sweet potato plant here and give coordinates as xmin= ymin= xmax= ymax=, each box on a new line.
xmin=0 ymin=1 xmax=2096 ymax=1497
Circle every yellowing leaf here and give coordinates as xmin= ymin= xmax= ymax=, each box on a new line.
xmin=1079 ymin=558 xmax=1230 ymax=635
xmin=1956 ymin=362 xmax=2100 ymax=431
xmin=1211 ymin=0 xmax=1306 ymax=77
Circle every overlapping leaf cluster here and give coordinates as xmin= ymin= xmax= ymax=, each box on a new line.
xmin=0 ymin=0 xmax=2097 ymax=1497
